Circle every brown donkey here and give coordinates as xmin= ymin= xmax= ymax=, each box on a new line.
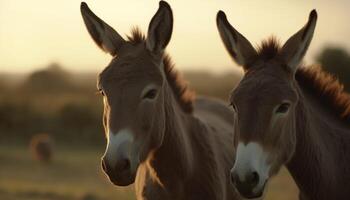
xmin=217 ymin=10 xmax=350 ymax=200
xmin=81 ymin=1 xmax=240 ymax=200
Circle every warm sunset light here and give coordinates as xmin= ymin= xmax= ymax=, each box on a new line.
xmin=0 ymin=0 xmax=349 ymax=73
xmin=1 ymin=1 xmax=350 ymax=200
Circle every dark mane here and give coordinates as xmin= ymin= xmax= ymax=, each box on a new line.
xmin=296 ymin=65 xmax=350 ymax=123
xmin=127 ymin=27 xmax=146 ymax=44
xmin=256 ymin=36 xmax=281 ymax=61
xmin=127 ymin=27 xmax=195 ymax=113
xmin=163 ymin=54 xmax=195 ymax=113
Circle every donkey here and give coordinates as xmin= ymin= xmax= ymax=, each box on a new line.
xmin=216 ymin=10 xmax=350 ymax=200
xmin=81 ymin=1 xmax=240 ymax=200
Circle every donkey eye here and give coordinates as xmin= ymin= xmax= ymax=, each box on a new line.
xmin=143 ymin=89 xmax=158 ymax=100
xmin=276 ymin=102 xmax=291 ymax=114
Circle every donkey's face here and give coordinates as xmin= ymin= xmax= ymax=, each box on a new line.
xmin=98 ymin=49 xmax=166 ymax=186
xmin=217 ymin=10 xmax=317 ymax=199
xmin=81 ymin=1 xmax=173 ymax=186
xmin=230 ymin=64 xmax=299 ymax=197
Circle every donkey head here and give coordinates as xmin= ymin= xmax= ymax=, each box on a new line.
xmin=81 ymin=1 xmax=173 ymax=186
xmin=217 ymin=10 xmax=317 ymax=199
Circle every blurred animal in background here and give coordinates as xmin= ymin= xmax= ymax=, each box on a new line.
xmin=29 ymin=133 xmax=53 ymax=163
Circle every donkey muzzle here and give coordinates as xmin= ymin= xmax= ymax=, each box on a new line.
xmin=231 ymin=170 xmax=266 ymax=199
xmin=102 ymin=140 xmax=135 ymax=186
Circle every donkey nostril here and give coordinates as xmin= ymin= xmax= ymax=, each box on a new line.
xmin=116 ymin=158 xmax=131 ymax=172
xmin=247 ymin=171 xmax=259 ymax=187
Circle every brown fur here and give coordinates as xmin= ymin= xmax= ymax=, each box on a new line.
xmin=81 ymin=2 xmax=239 ymax=200
xmin=121 ymin=28 xmax=238 ymax=200
xmin=217 ymin=10 xmax=350 ymax=200
xmin=256 ymin=36 xmax=281 ymax=61
xmin=236 ymin=37 xmax=350 ymax=200
xmin=257 ymin=38 xmax=350 ymax=125
xmin=127 ymin=27 xmax=146 ymax=44
xmin=296 ymin=65 xmax=350 ymax=123
xmin=163 ymin=54 xmax=195 ymax=113
xmin=127 ymin=27 xmax=195 ymax=113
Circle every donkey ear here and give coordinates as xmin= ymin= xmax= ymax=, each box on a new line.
xmin=146 ymin=1 xmax=173 ymax=54
xmin=80 ymin=2 xmax=126 ymax=56
xmin=216 ymin=11 xmax=257 ymax=69
xmin=281 ymin=10 xmax=317 ymax=73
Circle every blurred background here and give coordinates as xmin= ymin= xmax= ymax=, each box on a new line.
xmin=1 ymin=0 xmax=350 ymax=200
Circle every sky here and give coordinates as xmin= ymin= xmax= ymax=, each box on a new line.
xmin=0 ymin=0 xmax=350 ymax=74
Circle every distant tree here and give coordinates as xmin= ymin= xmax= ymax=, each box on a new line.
xmin=20 ymin=62 xmax=76 ymax=94
xmin=0 ymin=80 xmax=7 ymax=93
xmin=184 ymin=71 xmax=241 ymax=100
xmin=316 ymin=47 xmax=350 ymax=91
xmin=0 ymin=102 xmax=44 ymax=139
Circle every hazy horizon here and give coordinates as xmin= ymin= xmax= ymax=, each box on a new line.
xmin=1 ymin=0 xmax=350 ymax=74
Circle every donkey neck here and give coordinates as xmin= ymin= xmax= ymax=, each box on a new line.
xmin=147 ymin=82 xmax=195 ymax=189
xmin=287 ymin=85 xmax=350 ymax=199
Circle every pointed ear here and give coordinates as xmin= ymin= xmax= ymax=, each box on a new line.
xmin=146 ymin=1 xmax=173 ymax=54
xmin=80 ymin=2 xmax=126 ymax=56
xmin=216 ymin=11 xmax=257 ymax=69
xmin=281 ymin=10 xmax=317 ymax=73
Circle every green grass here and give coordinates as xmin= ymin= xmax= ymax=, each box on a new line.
xmin=0 ymin=144 xmax=134 ymax=200
xmin=0 ymin=143 xmax=298 ymax=200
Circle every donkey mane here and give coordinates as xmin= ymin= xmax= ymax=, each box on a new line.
xmin=256 ymin=36 xmax=281 ymax=61
xmin=127 ymin=27 xmax=195 ymax=113
xmin=127 ymin=27 xmax=146 ymax=44
xmin=295 ymin=66 xmax=350 ymax=123
xmin=257 ymin=37 xmax=350 ymax=124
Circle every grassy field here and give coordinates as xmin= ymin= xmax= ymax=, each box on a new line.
xmin=0 ymin=143 xmax=298 ymax=200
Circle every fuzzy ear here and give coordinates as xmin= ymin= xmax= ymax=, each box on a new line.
xmin=281 ymin=10 xmax=317 ymax=73
xmin=216 ymin=11 xmax=257 ymax=69
xmin=146 ymin=1 xmax=173 ymax=54
xmin=80 ymin=2 xmax=126 ymax=56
